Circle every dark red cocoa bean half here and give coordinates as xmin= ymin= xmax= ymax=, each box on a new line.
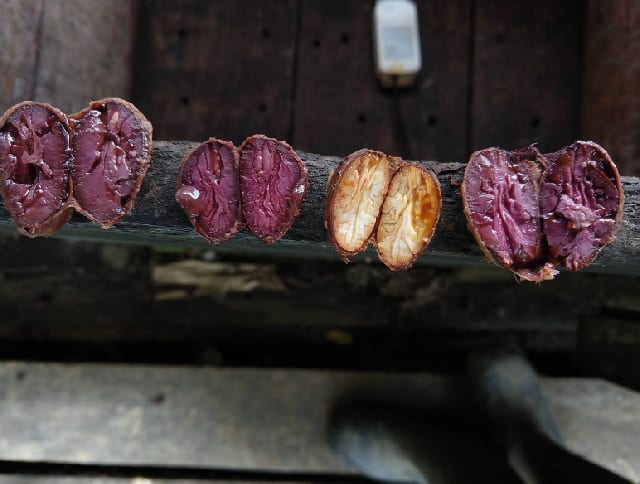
xmin=239 ymin=134 xmax=307 ymax=244
xmin=540 ymin=140 xmax=624 ymax=271
xmin=70 ymin=98 xmax=152 ymax=228
xmin=0 ymin=101 xmax=73 ymax=237
xmin=462 ymin=146 xmax=559 ymax=281
xmin=176 ymin=138 xmax=241 ymax=244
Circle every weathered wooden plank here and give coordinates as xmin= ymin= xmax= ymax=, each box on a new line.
xmin=471 ymin=0 xmax=582 ymax=152
xmin=583 ymin=0 xmax=640 ymax=176
xmin=0 ymin=0 xmax=43 ymax=109
xmin=0 ymin=141 xmax=638 ymax=274
xmin=0 ymin=363 xmax=636 ymax=480
xmin=294 ymin=1 xmax=400 ymax=157
xmin=132 ymin=0 xmax=298 ymax=143
xmin=294 ymin=1 xmax=471 ymax=161
xmin=396 ymin=0 xmax=472 ymax=162
xmin=33 ymin=0 xmax=137 ymax=113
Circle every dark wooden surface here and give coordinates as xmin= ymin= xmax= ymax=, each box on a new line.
xmin=0 ymin=363 xmax=635 ymax=480
xmin=470 ymin=0 xmax=582 ymax=152
xmin=2 ymin=1 xmax=637 ymax=172
xmin=583 ymin=0 xmax=640 ymax=176
xmin=131 ymin=0 xmax=595 ymax=168
xmin=293 ymin=0 xmax=471 ymax=161
xmin=133 ymin=0 xmax=299 ymax=143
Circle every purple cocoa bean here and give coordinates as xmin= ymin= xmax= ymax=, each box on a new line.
xmin=176 ymin=138 xmax=241 ymax=244
xmin=70 ymin=98 xmax=152 ymax=228
xmin=462 ymin=146 xmax=558 ymax=281
xmin=0 ymin=102 xmax=73 ymax=237
xmin=540 ymin=141 xmax=623 ymax=271
xmin=463 ymin=141 xmax=623 ymax=280
xmin=239 ymin=134 xmax=307 ymax=243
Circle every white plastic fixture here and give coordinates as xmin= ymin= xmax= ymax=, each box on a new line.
xmin=373 ymin=0 xmax=422 ymax=88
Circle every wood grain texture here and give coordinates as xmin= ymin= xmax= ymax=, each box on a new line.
xmin=583 ymin=0 xmax=640 ymax=176
xmin=0 ymin=363 xmax=636 ymax=479
xmin=396 ymin=0 xmax=471 ymax=162
xmin=33 ymin=0 xmax=137 ymax=113
xmin=471 ymin=0 xmax=582 ymax=152
xmin=293 ymin=0 xmax=471 ymax=161
xmin=0 ymin=141 xmax=638 ymax=274
xmin=294 ymin=1 xmax=397 ymax=157
xmin=0 ymin=0 xmax=44 ymax=109
xmin=132 ymin=0 xmax=298 ymax=143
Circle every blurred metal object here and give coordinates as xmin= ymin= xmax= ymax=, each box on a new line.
xmin=329 ymin=346 xmax=633 ymax=483
xmin=469 ymin=345 xmax=632 ymax=484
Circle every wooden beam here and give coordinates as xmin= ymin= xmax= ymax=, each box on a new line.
xmin=0 ymin=363 xmax=636 ymax=480
xmin=0 ymin=141 xmax=638 ymax=274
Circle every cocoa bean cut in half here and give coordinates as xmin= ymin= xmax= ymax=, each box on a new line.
xmin=70 ymin=98 xmax=152 ymax=228
xmin=540 ymin=141 xmax=623 ymax=272
xmin=175 ymin=138 xmax=241 ymax=244
xmin=0 ymin=102 xmax=73 ymax=237
xmin=462 ymin=141 xmax=623 ymax=281
xmin=326 ymin=149 xmax=398 ymax=260
xmin=239 ymin=134 xmax=307 ymax=244
xmin=375 ymin=163 xmax=441 ymax=271
xmin=462 ymin=146 xmax=557 ymax=281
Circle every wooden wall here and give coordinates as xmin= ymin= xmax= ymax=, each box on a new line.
xmin=583 ymin=0 xmax=640 ymax=176
xmin=2 ymin=0 xmax=637 ymax=175
xmin=0 ymin=0 xmax=136 ymax=114
xmin=133 ymin=0 xmax=585 ymax=164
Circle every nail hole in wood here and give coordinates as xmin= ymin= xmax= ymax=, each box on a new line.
xmin=180 ymin=97 xmax=190 ymax=106
xmin=357 ymin=113 xmax=367 ymax=124
xmin=150 ymin=392 xmax=165 ymax=404
xmin=428 ymin=115 xmax=438 ymax=126
xmin=36 ymin=291 xmax=52 ymax=306
xmin=313 ymin=39 xmax=322 ymax=49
